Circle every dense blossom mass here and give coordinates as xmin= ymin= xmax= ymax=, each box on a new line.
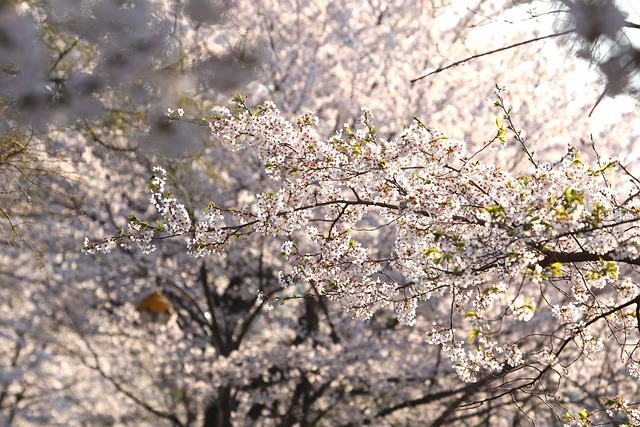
xmin=85 ymin=96 xmax=640 ymax=394
xmin=6 ymin=0 xmax=640 ymax=425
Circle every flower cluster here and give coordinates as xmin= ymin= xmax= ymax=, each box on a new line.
xmin=82 ymin=236 xmax=115 ymax=255
xmin=426 ymin=324 xmax=454 ymax=345
xmin=84 ymin=166 xmax=191 ymax=255
xmin=604 ymin=395 xmax=640 ymax=426
xmin=126 ymin=221 xmax=156 ymax=254
xmin=505 ymin=344 xmax=524 ymax=367
xmin=537 ymin=347 xmax=558 ymax=366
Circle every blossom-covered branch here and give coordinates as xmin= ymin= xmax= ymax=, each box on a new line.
xmin=85 ymin=96 xmax=640 ymax=395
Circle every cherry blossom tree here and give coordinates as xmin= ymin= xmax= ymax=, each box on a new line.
xmin=85 ymin=83 xmax=640 ymax=423
xmin=5 ymin=0 xmax=640 ymax=426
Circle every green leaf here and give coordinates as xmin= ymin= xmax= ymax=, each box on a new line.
xmin=423 ymin=247 xmax=439 ymax=256
xmin=562 ymin=188 xmax=583 ymax=206
xmin=573 ymin=152 xmax=583 ymax=166
xmin=599 ymin=161 xmax=616 ymax=173
xmin=486 ymin=204 xmax=504 ymax=219
xmin=598 ymin=261 xmax=619 ymax=279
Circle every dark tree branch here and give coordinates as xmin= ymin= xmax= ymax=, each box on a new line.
xmin=73 ymin=329 xmax=187 ymax=427
xmin=411 ymin=29 xmax=574 ymax=84
xmin=47 ymin=37 xmax=81 ymax=77
xmin=537 ymin=248 xmax=640 ymax=268
xmin=200 ymin=262 xmax=229 ymax=356
xmin=588 ymin=86 xmax=607 ymax=117
xmin=625 ymin=20 xmax=640 ymax=30
xmin=376 ymin=383 xmax=473 ymax=418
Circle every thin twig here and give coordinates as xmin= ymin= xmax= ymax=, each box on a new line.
xmin=411 ymin=29 xmax=574 ymax=84
xmin=47 ymin=37 xmax=81 ymax=77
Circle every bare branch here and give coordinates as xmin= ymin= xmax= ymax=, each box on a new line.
xmin=411 ymin=29 xmax=574 ymax=84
